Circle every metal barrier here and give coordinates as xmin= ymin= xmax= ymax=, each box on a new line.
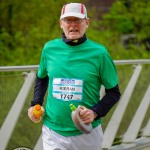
xmin=0 ymin=59 xmax=150 ymax=150
xmin=0 ymin=71 xmax=36 ymax=150
xmin=0 ymin=59 xmax=150 ymax=72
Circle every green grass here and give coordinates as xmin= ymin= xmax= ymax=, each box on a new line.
xmin=0 ymin=73 xmax=24 ymax=127
xmin=0 ymin=64 xmax=149 ymax=149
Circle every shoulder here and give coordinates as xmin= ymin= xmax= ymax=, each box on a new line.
xmin=43 ymin=38 xmax=62 ymax=49
xmin=86 ymin=39 xmax=108 ymax=54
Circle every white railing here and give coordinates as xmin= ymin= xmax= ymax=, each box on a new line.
xmin=0 ymin=59 xmax=150 ymax=72
xmin=0 ymin=59 xmax=150 ymax=150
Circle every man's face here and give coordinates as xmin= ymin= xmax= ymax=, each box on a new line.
xmin=60 ymin=17 xmax=90 ymax=40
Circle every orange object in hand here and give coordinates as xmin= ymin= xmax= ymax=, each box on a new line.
xmin=33 ymin=104 xmax=42 ymax=119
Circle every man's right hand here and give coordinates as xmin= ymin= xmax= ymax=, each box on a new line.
xmin=28 ymin=106 xmax=45 ymax=123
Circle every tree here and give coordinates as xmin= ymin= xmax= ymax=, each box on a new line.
xmin=0 ymin=0 xmax=81 ymax=66
xmin=101 ymin=0 xmax=150 ymax=37
xmin=99 ymin=0 xmax=150 ymax=52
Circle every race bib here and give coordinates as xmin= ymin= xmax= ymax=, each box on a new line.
xmin=52 ymin=78 xmax=84 ymax=101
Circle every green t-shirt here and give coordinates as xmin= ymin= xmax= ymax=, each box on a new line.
xmin=37 ymin=38 xmax=118 ymax=136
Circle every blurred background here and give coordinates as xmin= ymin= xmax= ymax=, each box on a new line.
xmin=0 ymin=0 xmax=150 ymax=150
xmin=0 ymin=0 xmax=149 ymax=66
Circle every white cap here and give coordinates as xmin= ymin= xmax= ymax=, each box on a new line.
xmin=60 ymin=3 xmax=88 ymax=19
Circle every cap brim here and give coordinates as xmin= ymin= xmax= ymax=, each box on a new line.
xmin=60 ymin=12 xmax=86 ymax=19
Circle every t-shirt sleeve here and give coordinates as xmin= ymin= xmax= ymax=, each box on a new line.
xmin=37 ymin=49 xmax=48 ymax=78
xmin=99 ymin=51 xmax=118 ymax=89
